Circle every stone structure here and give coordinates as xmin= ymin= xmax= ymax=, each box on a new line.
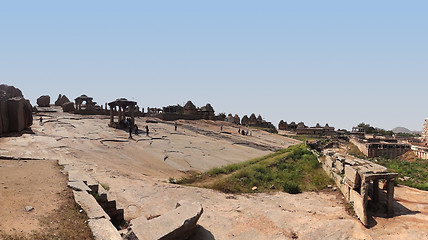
xmin=241 ymin=115 xmax=249 ymax=125
xmin=248 ymin=113 xmax=258 ymax=126
xmin=183 ymin=101 xmax=198 ymax=116
xmin=200 ymin=103 xmax=215 ymax=120
xmin=279 ymin=120 xmax=337 ymax=136
xmin=279 ymin=121 xmax=298 ymax=131
xmin=163 ymin=105 xmax=183 ymax=114
xmin=411 ymin=143 xmax=428 ymax=160
xmin=108 ymin=98 xmax=137 ymax=129
xmin=225 ymin=114 xmax=234 ymax=123
xmin=75 ymin=95 xmax=95 ymax=111
xmin=233 ymin=114 xmax=240 ymax=125
xmin=55 ymin=94 xmax=70 ymax=106
xmin=148 ymin=101 xmax=216 ymax=121
xmin=62 ymin=102 xmax=75 ymax=112
xmin=321 ymin=148 xmax=398 ymax=226
xmin=37 ymin=95 xmax=50 ymax=107
xmin=422 ymin=118 xmax=428 ymax=141
xmin=350 ymin=136 xmax=411 ymax=158
xmin=0 ymin=85 xmax=33 ymax=134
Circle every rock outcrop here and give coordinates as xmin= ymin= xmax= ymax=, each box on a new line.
xmin=62 ymin=102 xmax=75 ymax=112
xmin=55 ymin=94 xmax=70 ymax=106
xmin=37 ymin=95 xmax=50 ymax=107
xmin=0 ymin=85 xmax=33 ymax=134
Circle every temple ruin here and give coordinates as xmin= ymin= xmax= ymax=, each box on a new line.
xmin=241 ymin=113 xmax=276 ymax=132
xmin=350 ymin=133 xmax=411 ymax=158
xmin=75 ymin=95 xmax=96 ymax=112
xmin=108 ymin=98 xmax=137 ymax=129
xmin=321 ymin=148 xmax=398 ymax=227
xmin=146 ymin=100 xmax=216 ymax=121
xmin=279 ymin=120 xmax=337 ymax=136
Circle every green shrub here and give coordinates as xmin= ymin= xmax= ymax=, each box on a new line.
xmin=282 ymin=182 xmax=301 ymax=194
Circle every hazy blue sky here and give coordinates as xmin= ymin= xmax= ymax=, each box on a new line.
xmin=1 ymin=1 xmax=427 ymax=131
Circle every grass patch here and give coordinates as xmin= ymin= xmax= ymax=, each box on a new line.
xmin=347 ymin=142 xmax=366 ymax=159
xmin=374 ymin=157 xmax=428 ymax=191
xmin=100 ymin=183 xmax=110 ymax=191
xmin=178 ymin=144 xmax=332 ymax=194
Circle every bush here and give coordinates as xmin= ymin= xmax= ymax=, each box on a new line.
xmin=282 ymin=182 xmax=301 ymax=194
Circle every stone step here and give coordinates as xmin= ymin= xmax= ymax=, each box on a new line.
xmin=68 ymin=180 xmax=92 ymax=193
xmin=73 ymin=190 xmax=110 ymax=221
xmin=88 ymin=218 xmax=122 ymax=240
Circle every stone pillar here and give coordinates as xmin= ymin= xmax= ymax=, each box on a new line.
xmin=118 ymin=106 xmax=122 ymax=122
xmin=110 ymin=106 xmax=114 ymax=124
xmin=360 ymin=179 xmax=369 ymax=226
xmin=386 ymin=179 xmax=395 ymax=216
xmin=373 ymin=179 xmax=379 ymax=202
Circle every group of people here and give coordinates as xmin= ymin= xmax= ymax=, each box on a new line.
xmin=238 ymin=127 xmax=252 ymax=136
xmin=128 ymin=120 xmax=149 ymax=139
xmin=128 ymin=120 xmax=179 ymax=139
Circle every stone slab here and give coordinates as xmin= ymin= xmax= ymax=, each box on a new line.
xmin=73 ymin=190 xmax=110 ymax=220
xmin=344 ymin=165 xmax=359 ymax=187
xmin=131 ymin=201 xmax=203 ymax=240
xmin=68 ymin=169 xmax=98 ymax=185
xmin=88 ymin=218 xmax=122 ymax=240
xmin=68 ymin=180 xmax=92 ymax=192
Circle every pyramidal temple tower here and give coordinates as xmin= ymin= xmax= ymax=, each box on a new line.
xmin=422 ymin=118 xmax=428 ymax=141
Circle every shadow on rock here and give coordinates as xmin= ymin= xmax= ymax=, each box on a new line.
xmin=187 ymin=225 xmax=215 ymax=240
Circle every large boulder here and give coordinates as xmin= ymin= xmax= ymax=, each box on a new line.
xmin=0 ymin=85 xmax=32 ymax=134
xmin=62 ymin=102 xmax=75 ymax=112
xmin=55 ymin=94 xmax=70 ymax=106
xmin=37 ymin=95 xmax=50 ymax=107
xmin=126 ymin=201 xmax=203 ymax=240
xmin=0 ymin=101 xmax=8 ymax=133
xmin=0 ymin=84 xmax=23 ymax=101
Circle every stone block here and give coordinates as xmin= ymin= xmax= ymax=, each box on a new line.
xmin=344 ymin=165 xmax=360 ymax=188
xmin=73 ymin=190 xmax=110 ymax=220
xmin=68 ymin=181 xmax=92 ymax=192
xmin=130 ymin=201 xmax=203 ymax=240
xmin=88 ymin=218 xmax=122 ymax=240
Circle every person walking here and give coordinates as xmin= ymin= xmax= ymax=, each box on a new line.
xmin=174 ymin=122 xmax=177 ymax=131
xmin=146 ymin=125 xmax=149 ymax=136
xmin=129 ymin=125 xmax=133 ymax=139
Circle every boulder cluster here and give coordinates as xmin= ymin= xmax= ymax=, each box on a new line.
xmin=0 ymin=85 xmax=33 ymax=134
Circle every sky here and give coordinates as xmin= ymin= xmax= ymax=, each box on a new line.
xmin=1 ymin=1 xmax=427 ymax=131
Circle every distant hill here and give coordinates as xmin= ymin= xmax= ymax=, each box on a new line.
xmin=392 ymin=127 xmax=421 ymax=134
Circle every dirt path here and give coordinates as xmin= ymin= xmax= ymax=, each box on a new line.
xmin=0 ymin=160 xmax=93 ymax=240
